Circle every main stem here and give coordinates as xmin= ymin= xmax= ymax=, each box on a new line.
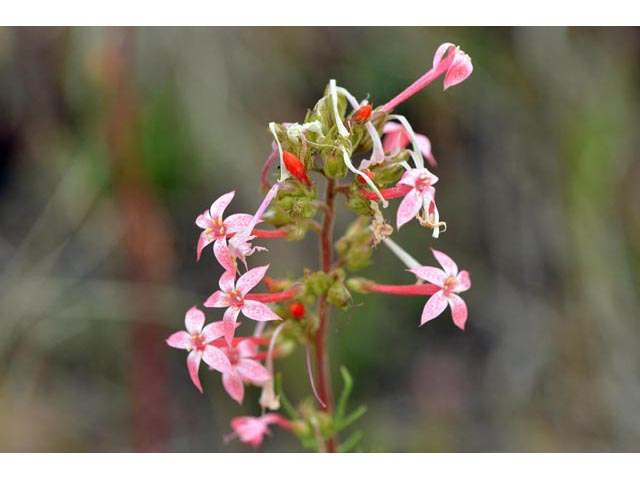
xmin=316 ymin=178 xmax=337 ymax=453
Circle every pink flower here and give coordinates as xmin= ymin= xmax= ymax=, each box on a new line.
xmin=396 ymin=168 xmax=439 ymax=229
xmin=214 ymin=183 xmax=281 ymax=273
xmin=382 ymin=122 xmax=437 ymax=168
xmin=409 ymin=249 xmax=471 ymax=330
xmin=196 ymin=191 xmax=254 ymax=262
xmin=220 ymin=339 xmax=271 ymax=404
xmin=204 ymin=265 xmax=281 ymax=345
xmin=229 ymin=413 xmax=291 ymax=447
xmin=381 ymin=43 xmax=473 ymax=112
xmin=166 ymin=306 xmax=231 ymax=393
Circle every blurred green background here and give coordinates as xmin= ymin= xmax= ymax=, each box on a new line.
xmin=0 ymin=27 xmax=639 ymax=452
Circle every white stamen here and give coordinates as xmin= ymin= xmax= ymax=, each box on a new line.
xmin=382 ymin=237 xmax=422 ymax=270
xmin=365 ymin=121 xmax=385 ymax=165
xmin=260 ymin=321 xmax=287 ymax=411
xmin=431 ymin=202 xmax=441 ymax=239
xmin=269 ymin=122 xmax=289 ymax=183
xmin=399 ymin=161 xmax=412 ymax=171
xmin=329 ymin=79 xmax=350 ymax=138
xmin=335 ymin=86 xmax=360 ymax=110
xmin=339 ymin=146 xmax=388 ymax=208
xmin=337 ymin=85 xmax=385 ymax=166
xmin=388 ymin=115 xmax=425 ymax=169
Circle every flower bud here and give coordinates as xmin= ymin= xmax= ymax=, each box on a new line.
xmin=289 ymin=302 xmax=306 ymax=319
xmin=327 ymin=281 xmax=352 ymax=310
xmin=353 ymin=104 xmax=372 ymax=122
xmin=322 ymin=149 xmax=347 ymax=179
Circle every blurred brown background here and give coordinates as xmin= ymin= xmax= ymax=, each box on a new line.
xmin=0 ymin=27 xmax=639 ymax=452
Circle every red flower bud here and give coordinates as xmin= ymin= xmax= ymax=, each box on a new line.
xmin=289 ymin=302 xmax=305 ymax=319
xmin=353 ymin=104 xmax=372 ymax=122
xmin=356 ymin=169 xmax=375 ymax=185
xmin=282 ymin=151 xmax=311 ymax=187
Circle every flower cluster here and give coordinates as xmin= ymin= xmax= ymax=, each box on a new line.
xmin=167 ymin=42 xmax=473 ymax=451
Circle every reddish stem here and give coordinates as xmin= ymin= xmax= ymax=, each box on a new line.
xmin=367 ymin=283 xmax=440 ymax=296
xmin=260 ymin=144 xmax=278 ymax=191
xmin=251 ymin=228 xmax=288 ymax=239
xmin=245 ymin=287 xmax=300 ymax=303
xmin=362 ymin=184 xmax=411 ymax=201
xmin=210 ymin=336 xmax=270 ymax=348
xmin=316 ymin=179 xmax=337 ymax=452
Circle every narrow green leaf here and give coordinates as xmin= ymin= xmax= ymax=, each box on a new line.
xmin=337 ymin=405 xmax=367 ymax=431
xmin=335 ymin=365 xmax=353 ymax=422
xmin=339 ymin=430 xmax=364 ymax=453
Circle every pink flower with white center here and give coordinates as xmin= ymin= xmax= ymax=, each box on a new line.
xmin=382 ymin=122 xmax=437 ymax=169
xmin=204 ymin=265 xmax=281 ymax=345
xmin=396 ymin=168 xmax=439 ymax=229
xmin=409 ymin=249 xmax=471 ymax=330
xmin=220 ymin=339 xmax=272 ymax=404
xmin=228 ymin=413 xmax=292 ymax=447
xmin=165 ymin=306 xmax=232 ymax=393
xmin=196 ymin=191 xmax=254 ymax=262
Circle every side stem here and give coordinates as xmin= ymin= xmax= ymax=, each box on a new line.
xmin=316 ymin=178 xmax=337 ymax=452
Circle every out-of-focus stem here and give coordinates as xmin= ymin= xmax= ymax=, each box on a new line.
xmin=316 ymin=178 xmax=337 ymax=452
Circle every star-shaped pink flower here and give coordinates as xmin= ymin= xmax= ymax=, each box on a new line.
xmin=196 ymin=191 xmax=254 ymax=262
xmin=211 ymin=183 xmax=281 ymax=273
xmin=229 ymin=413 xmax=291 ymax=447
xmin=220 ymin=339 xmax=271 ymax=404
xmin=396 ymin=167 xmax=439 ymax=229
xmin=166 ymin=306 xmax=231 ymax=393
xmin=409 ymin=249 xmax=471 ymax=330
xmin=204 ymin=265 xmax=281 ymax=345
xmin=382 ymin=122 xmax=437 ymax=168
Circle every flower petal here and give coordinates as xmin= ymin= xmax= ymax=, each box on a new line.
xmin=223 ymin=371 xmax=245 ymax=404
xmin=209 ymin=191 xmax=235 ymax=220
xmin=396 ymin=189 xmax=422 ymax=229
xmin=185 ymin=306 xmax=205 ymax=335
xmin=224 ymin=213 xmax=255 ymax=234
xmin=195 ymin=211 xmax=212 ymax=229
xmin=420 ymin=290 xmax=448 ymax=326
xmin=203 ymin=345 xmax=231 ymax=373
xmin=214 ymin=239 xmax=236 ymax=274
xmin=448 ymin=294 xmax=468 ymax=330
xmin=203 ymin=290 xmax=228 ymax=309
xmin=409 ymin=266 xmax=447 ymax=286
xmin=237 ymin=264 xmax=269 ymax=295
xmin=433 ymin=42 xmax=455 ymax=69
xmin=237 ymin=339 xmax=259 ymax=358
xmin=415 ymin=134 xmax=437 ymax=168
xmin=237 ymin=359 xmax=271 ymax=385
xmin=219 ymin=268 xmax=236 ymax=293
xmin=231 ymin=416 xmax=268 ymax=447
xmin=431 ymin=248 xmax=459 ymax=276
xmin=455 ymin=270 xmax=471 ymax=293
xmin=166 ymin=331 xmax=191 ymax=350
xmin=196 ymin=232 xmax=213 ymax=262
xmin=187 ymin=351 xmax=203 ymax=393
xmin=201 ymin=321 xmax=225 ymax=342
xmin=241 ymin=300 xmax=281 ymax=322
xmin=398 ymin=168 xmax=438 ymax=189
xmin=444 ymin=52 xmax=473 ymax=90
xmin=223 ymin=308 xmax=241 ymax=346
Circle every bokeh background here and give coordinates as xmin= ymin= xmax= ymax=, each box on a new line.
xmin=1 ymin=26 xmax=639 ymax=452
